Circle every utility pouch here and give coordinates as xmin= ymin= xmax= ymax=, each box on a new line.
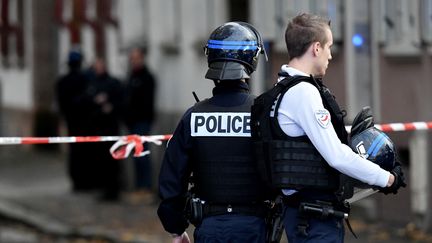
xmin=187 ymin=197 xmax=203 ymax=226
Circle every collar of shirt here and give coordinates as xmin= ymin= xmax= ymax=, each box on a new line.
xmin=278 ymin=65 xmax=310 ymax=82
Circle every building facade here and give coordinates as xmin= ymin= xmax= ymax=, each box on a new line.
xmin=1 ymin=0 xmax=432 ymax=231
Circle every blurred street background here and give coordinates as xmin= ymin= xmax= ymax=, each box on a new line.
xmin=1 ymin=0 xmax=432 ymax=242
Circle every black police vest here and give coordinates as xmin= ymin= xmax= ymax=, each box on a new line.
xmin=190 ymin=95 xmax=268 ymax=204
xmin=251 ymin=74 xmax=349 ymax=194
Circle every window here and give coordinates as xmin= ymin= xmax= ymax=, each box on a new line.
xmin=271 ymin=0 xmax=342 ymax=52
xmin=55 ymin=0 xmax=118 ymax=59
xmin=0 ymin=0 xmax=25 ymax=67
xmin=310 ymin=0 xmax=342 ymax=42
xmin=379 ymin=0 xmax=421 ymax=56
xmin=420 ymin=0 xmax=432 ymax=44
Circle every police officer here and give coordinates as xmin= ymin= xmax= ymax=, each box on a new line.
xmin=251 ymin=13 xmax=406 ymax=242
xmin=158 ymin=22 xmax=271 ymax=243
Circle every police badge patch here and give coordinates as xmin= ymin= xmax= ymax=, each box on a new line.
xmin=315 ymin=109 xmax=331 ymax=128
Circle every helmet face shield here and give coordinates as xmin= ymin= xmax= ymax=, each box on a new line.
xmin=204 ymin=22 xmax=265 ymax=79
xmin=207 ymin=39 xmax=259 ymax=72
xmin=350 ymin=127 xmax=396 ymax=171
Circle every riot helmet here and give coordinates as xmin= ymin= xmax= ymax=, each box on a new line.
xmin=350 ymin=127 xmax=395 ymax=171
xmin=204 ymin=22 xmax=267 ymax=81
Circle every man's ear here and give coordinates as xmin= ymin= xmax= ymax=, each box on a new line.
xmin=312 ymin=42 xmax=321 ymax=56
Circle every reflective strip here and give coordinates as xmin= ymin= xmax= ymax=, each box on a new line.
xmin=371 ymin=136 xmax=387 ymax=157
xmin=207 ymin=44 xmax=258 ymax=50
xmin=208 ymin=39 xmax=257 ymax=45
xmin=367 ymin=133 xmax=385 ymax=157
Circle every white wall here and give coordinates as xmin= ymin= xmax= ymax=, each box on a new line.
xmin=0 ymin=0 xmax=33 ymax=110
xmin=145 ymin=0 xmax=227 ymax=113
xmin=0 ymin=70 xmax=32 ymax=109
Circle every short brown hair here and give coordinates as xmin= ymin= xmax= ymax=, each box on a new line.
xmin=285 ymin=13 xmax=331 ymax=60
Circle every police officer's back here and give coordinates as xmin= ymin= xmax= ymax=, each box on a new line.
xmin=158 ymin=22 xmax=271 ymax=243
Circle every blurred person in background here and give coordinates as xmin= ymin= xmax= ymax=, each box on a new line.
xmin=85 ymin=57 xmax=125 ymax=201
xmin=124 ymin=47 xmax=156 ymax=197
xmin=158 ymin=22 xmax=272 ymax=243
xmin=56 ymin=48 xmax=96 ymax=192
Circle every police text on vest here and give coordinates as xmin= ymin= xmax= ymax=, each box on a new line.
xmin=191 ymin=112 xmax=251 ymax=137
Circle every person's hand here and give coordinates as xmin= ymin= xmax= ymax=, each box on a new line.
xmin=172 ymin=232 xmax=190 ymax=243
xmin=379 ymin=162 xmax=407 ymax=195
xmin=350 ymin=106 xmax=374 ymax=138
xmin=94 ymin=92 xmax=108 ymax=104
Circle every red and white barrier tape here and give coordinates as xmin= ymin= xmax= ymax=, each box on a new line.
xmin=345 ymin=121 xmax=432 ymax=133
xmin=109 ymin=135 xmax=172 ymax=160
xmin=0 ymin=134 xmax=172 ymax=160
xmin=0 ymin=121 xmax=431 ymax=159
xmin=0 ymin=134 xmax=172 ymax=145
xmin=374 ymin=121 xmax=432 ymax=132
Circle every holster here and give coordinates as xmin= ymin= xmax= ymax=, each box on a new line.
xmin=185 ymin=194 xmax=204 ymax=226
xmin=265 ymin=196 xmax=285 ymax=243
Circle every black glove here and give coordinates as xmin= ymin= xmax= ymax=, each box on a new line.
xmin=350 ymin=106 xmax=374 ymax=138
xmin=379 ymin=161 xmax=407 ymax=195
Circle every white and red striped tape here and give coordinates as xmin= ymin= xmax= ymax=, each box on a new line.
xmin=0 ymin=121 xmax=429 ymax=146
xmin=0 ymin=134 xmax=172 ymax=145
xmin=0 ymin=134 xmax=172 ymax=160
xmin=344 ymin=121 xmax=432 ymax=133
xmin=374 ymin=121 xmax=432 ymax=132
xmin=0 ymin=121 xmax=430 ymax=159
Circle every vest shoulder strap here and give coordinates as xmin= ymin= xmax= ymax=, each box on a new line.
xmin=251 ymin=75 xmax=310 ymax=140
xmin=271 ymin=75 xmax=312 ymax=138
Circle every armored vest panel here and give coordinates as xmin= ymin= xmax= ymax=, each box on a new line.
xmin=251 ymin=75 xmax=348 ymax=193
xmin=190 ymin=95 xmax=268 ymax=204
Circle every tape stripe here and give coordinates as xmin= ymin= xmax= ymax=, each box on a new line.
xmin=0 ymin=135 xmax=169 ymax=145
xmin=0 ymin=121 xmax=430 ymax=145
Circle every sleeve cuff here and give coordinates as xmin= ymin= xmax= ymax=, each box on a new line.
xmin=377 ymin=171 xmax=391 ymax=188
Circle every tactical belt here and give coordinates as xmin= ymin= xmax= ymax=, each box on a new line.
xmin=203 ymin=203 xmax=268 ymax=218
xmin=282 ymin=192 xmax=338 ymax=208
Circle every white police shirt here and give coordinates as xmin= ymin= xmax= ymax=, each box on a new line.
xmin=277 ymin=65 xmax=390 ymax=196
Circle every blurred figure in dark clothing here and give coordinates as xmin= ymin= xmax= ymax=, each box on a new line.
xmin=125 ymin=47 xmax=156 ymax=193
xmin=86 ymin=57 xmax=125 ymax=201
xmin=56 ymin=49 xmax=96 ymax=192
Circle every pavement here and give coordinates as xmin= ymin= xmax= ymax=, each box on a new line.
xmin=0 ymin=146 xmax=177 ymax=243
xmin=0 ymin=145 xmax=431 ymax=243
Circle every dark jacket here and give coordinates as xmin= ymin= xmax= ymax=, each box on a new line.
xmin=157 ymin=81 xmax=268 ymax=235
xmin=56 ymin=69 xmax=92 ymax=135
xmin=125 ymin=66 xmax=156 ymax=126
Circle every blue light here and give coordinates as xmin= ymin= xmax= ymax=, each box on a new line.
xmin=352 ymin=34 xmax=364 ymax=47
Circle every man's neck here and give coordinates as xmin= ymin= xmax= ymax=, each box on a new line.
xmin=288 ymin=58 xmax=313 ymax=76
